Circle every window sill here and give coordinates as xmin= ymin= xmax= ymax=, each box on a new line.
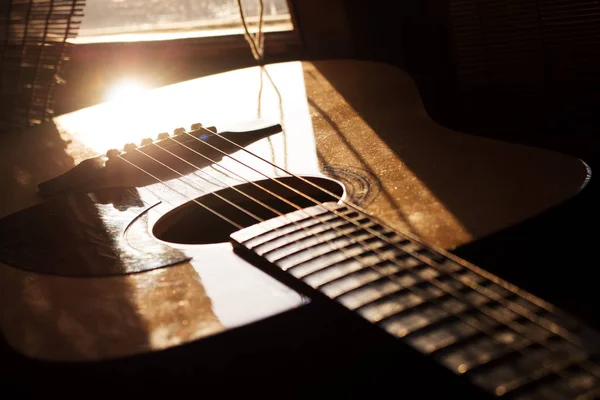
xmin=73 ymin=18 xmax=293 ymax=44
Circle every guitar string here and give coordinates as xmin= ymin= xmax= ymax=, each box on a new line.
xmin=116 ymin=155 xmax=243 ymax=229
xmin=149 ymin=135 xmax=295 ymax=218
xmin=178 ymin=125 xmax=600 ymax=384
xmin=122 ymin=137 xmax=315 ymax=241
xmin=114 ymin=130 xmax=600 ymax=390
xmin=120 ymin=135 xmax=306 ymax=238
xmin=121 ymin=145 xmax=264 ymax=224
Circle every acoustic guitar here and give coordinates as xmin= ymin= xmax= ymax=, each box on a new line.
xmin=0 ymin=60 xmax=596 ymax=398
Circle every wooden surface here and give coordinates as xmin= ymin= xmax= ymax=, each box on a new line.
xmin=0 ymin=60 xmax=589 ymax=362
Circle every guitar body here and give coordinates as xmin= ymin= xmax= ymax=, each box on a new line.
xmin=0 ymin=61 xmax=590 ymax=396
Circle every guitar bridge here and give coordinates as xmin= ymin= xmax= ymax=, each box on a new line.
xmin=37 ymin=120 xmax=281 ymax=197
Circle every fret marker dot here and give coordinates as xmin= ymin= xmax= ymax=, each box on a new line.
xmin=457 ymin=364 xmax=468 ymax=374
xmin=495 ymin=386 xmax=506 ymax=396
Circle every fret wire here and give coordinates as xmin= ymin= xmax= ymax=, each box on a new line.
xmin=243 ymin=210 xmax=352 ymax=249
xmin=308 ymin=251 xmax=413 ymax=290
xmin=330 ymin=265 xmax=440 ymax=303
xmin=244 ymin=209 xmax=350 ymax=247
xmin=254 ymin=215 xmax=365 ymax=255
xmin=383 ymin=297 xmax=494 ymax=338
xmin=266 ymin=223 xmax=380 ymax=264
xmin=285 ymin=236 xmax=405 ymax=276
xmin=362 ymin=279 xmax=489 ymax=326
xmin=258 ymin=218 xmax=375 ymax=259
xmin=202 ymin=126 xmax=595 ymax=349
xmin=280 ymin=232 xmax=390 ymax=273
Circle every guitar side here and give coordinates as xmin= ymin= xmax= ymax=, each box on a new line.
xmin=0 ymin=60 xmax=589 ymax=362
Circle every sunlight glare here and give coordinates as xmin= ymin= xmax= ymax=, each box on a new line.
xmin=102 ymin=80 xmax=150 ymax=142
xmin=105 ymin=80 xmax=146 ymax=103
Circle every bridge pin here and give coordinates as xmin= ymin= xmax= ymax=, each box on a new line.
xmin=140 ymin=138 xmax=153 ymax=146
xmin=190 ymin=122 xmax=203 ymax=130
xmin=173 ymin=127 xmax=186 ymax=135
xmin=123 ymin=143 xmax=137 ymax=153
xmin=157 ymin=132 xmax=170 ymax=140
xmin=106 ymin=149 xmax=120 ymax=159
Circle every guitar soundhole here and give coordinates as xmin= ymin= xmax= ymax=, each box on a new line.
xmin=152 ymin=176 xmax=344 ymax=245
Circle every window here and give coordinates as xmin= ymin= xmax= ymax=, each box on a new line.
xmin=76 ymin=0 xmax=293 ymax=43
xmin=57 ymin=0 xmax=300 ymax=114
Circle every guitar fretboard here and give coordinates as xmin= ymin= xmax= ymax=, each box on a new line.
xmin=231 ymin=202 xmax=600 ymax=399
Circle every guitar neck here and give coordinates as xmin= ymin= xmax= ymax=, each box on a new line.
xmin=231 ymin=202 xmax=600 ymax=399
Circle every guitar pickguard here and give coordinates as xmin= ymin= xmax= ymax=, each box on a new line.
xmin=0 ymin=187 xmax=189 ymax=277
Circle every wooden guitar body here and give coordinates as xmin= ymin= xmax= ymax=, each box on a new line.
xmin=0 ymin=61 xmax=591 ymax=396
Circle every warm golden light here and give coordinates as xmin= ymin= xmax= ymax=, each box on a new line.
xmin=105 ymin=80 xmax=146 ymax=103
